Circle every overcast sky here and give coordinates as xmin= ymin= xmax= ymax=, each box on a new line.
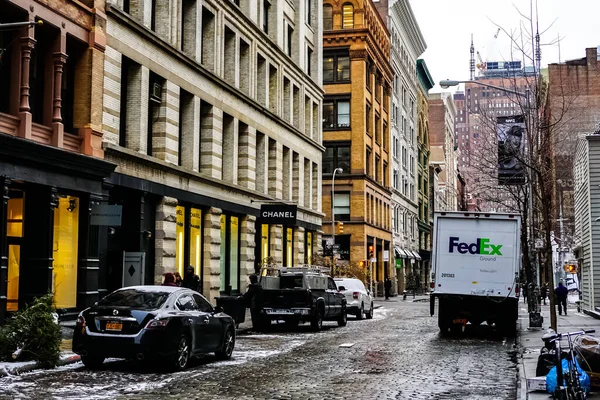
xmin=408 ymin=0 xmax=600 ymax=92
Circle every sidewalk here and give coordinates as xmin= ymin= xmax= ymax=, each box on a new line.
xmin=518 ymin=301 xmax=600 ymax=399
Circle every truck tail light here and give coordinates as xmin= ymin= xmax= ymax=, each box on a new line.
xmin=515 ymin=285 xmax=520 ymax=295
xmin=430 ymin=282 xmax=435 ymax=289
xmin=353 ymin=292 xmax=359 ymax=299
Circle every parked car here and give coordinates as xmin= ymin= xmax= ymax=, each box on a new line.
xmin=260 ymin=267 xmax=347 ymax=331
xmin=72 ymin=286 xmax=236 ymax=370
xmin=334 ymin=278 xmax=374 ymax=320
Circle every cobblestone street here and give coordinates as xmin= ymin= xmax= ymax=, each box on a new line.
xmin=0 ymin=300 xmax=518 ymax=400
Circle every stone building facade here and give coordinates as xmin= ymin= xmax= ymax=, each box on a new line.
xmin=100 ymin=0 xmax=324 ymax=303
xmin=322 ymin=0 xmax=393 ymax=293
xmin=0 ymin=0 xmax=115 ymax=323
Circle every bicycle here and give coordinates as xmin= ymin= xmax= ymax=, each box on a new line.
xmin=545 ymin=329 xmax=595 ymax=400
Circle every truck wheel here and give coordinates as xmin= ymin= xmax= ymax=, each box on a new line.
xmin=338 ymin=306 xmax=347 ymax=327
xmin=500 ymin=317 xmax=517 ymax=337
xmin=438 ymin=299 xmax=451 ymax=335
xmin=311 ymin=308 xmax=323 ymax=331
xmin=365 ymin=303 xmax=374 ymax=319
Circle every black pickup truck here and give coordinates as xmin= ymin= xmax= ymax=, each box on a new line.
xmin=259 ymin=268 xmax=347 ymax=331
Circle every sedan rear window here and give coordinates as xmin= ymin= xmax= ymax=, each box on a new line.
xmin=98 ymin=289 xmax=170 ymax=310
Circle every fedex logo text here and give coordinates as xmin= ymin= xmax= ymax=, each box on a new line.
xmin=448 ymin=237 xmax=503 ymax=256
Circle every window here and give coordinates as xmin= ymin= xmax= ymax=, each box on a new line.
xmin=383 ymin=122 xmax=388 ymax=150
xmin=366 ymin=104 xmax=371 ymax=134
xmin=342 ymin=4 xmax=354 ymax=28
xmin=375 ymin=114 xmax=380 ymax=143
xmin=286 ymin=23 xmax=293 ymax=56
xmin=323 ymin=52 xmax=350 ymax=82
xmin=333 ymin=192 xmax=350 ymax=220
xmin=366 ymin=148 xmax=372 ymax=176
xmin=323 ymin=98 xmax=350 ymax=130
xmin=263 ymin=0 xmax=270 ymax=32
xmin=307 ymin=46 xmax=313 ymax=76
xmin=323 ymin=5 xmax=333 ymax=30
xmin=193 ymin=294 xmax=213 ymax=313
xmin=176 ymin=294 xmax=198 ymax=311
xmin=323 ymin=143 xmax=350 ymax=173
xmin=383 ymin=162 xmax=388 ymax=186
xmin=366 ymin=60 xmax=371 ymax=90
xmin=375 ymin=155 xmax=380 ymax=182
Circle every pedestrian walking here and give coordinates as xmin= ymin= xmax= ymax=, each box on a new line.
xmin=162 ymin=272 xmax=178 ymax=287
xmin=240 ymin=274 xmax=265 ymax=331
xmin=540 ymin=283 xmax=548 ymax=305
xmin=555 ymin=281 xmax=569 ymax=316
xmin=522 ymin=284 xmax=528 ymax=304
xmin=384 ymin=277 xmax=392 ymax=300
xmin=182 ymin=265 xmax=201 ymax=292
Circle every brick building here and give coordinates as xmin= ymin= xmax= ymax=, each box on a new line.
xmin=322 ymin=0 xmax=393 ymax=291
xmin=100 ymin=0 xmax=324 ymax=303
xmin=428 ymin=93 xmax=458 ymax=211
xmin=0 ymin=0 xmax=115 ymax=323
xmin=549 ymin=47 xmax=600 ymax=253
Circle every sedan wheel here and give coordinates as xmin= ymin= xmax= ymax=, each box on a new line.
xmin=172 ymin=334 xmax=191 ymax=371
xmin=216 ymin=329 xmax=235 ymax=360
xmin=81 ymin=355 xmax=105 ymax=369
xmin=356 ymin=303 xmax=364 ymax=320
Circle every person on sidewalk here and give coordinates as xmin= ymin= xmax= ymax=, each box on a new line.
xmin=384 ymin=277 xmax=392 ymax=300
xmin=540 ymin=283 xmax=548 ymax=305
xmin=162 ymin=272 xmax=178 ymax=287
xmin=182 ymin=265 xmax=201 ymax=292
xmin=555 ymin=281 xmax=569 ymax=315
xmin=240 ymin=274 xmax=265 ymax=331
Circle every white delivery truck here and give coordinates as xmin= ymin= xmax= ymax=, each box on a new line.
xmin=430 ymin=212 xmax=521 ymax=335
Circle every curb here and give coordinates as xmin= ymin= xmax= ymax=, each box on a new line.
xmin=516 ymin=320 xmax=528 ymax=400
xmin=0 ymin=353 xmax=81 ymax=378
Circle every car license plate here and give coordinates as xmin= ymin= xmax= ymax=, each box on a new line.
xmin=267 ymin=309 xmax=293 ymax=315
xmin=105 ymin=321 xmax=123 ymax=331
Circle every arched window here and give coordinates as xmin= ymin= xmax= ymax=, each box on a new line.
xmin=323 ymin=5 xmax=333 ymax=30
xmin=342 ymin=4 xmax=354 ymax=29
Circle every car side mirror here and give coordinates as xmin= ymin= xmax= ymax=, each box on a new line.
xmin=214 ymin=306 xmax=224 ymax=313
xmin=338 ymin=286 xmax=346 ymax=291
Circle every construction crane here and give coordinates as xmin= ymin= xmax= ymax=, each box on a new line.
xmin=476 ymin=51 xmax=486 ymax=71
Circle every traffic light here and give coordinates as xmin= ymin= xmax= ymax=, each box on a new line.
xmin=368 ymin=245 xmax=374 ymax=260
xmin=359 ymin=260 xmax=366 ymax=268
xmin=336 ymin=221 xmax=344 ymax=234
xmin=564 ymin=263 xmax=578 ymax=274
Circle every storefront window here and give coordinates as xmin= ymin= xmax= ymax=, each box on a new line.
xmin=53 ymin=196 xmax=79 ymax=309
xmin=306 ymin=232 xmax=313 ymax=264
xmin=285 ymin=228 xmax=293 ymax=267
xmin=176 ymin=205 xmax=185 ymax=277
xmin=230 ymin=216 xmax=239 ymax=292
xmin=7 ymin=195 xmax=23 ymax=311
xmin=261 ymin=224 xmax=269 ymax=264
xmin=220 ymin=214 xmax=227 ymax=290
xmin=189 ymin=208 xmax=202 ymax=276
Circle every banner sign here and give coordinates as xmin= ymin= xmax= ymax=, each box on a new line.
xmin=497 ymin=115 xmax=526 ymax=185
xmin=91 ymin=204 xmax=123 ymax=226
xmin=260 ymin=204 xmax=297 ymax=225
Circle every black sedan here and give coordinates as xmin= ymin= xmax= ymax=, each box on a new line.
xmin=72 ymin=286 xmax=236 ymax=370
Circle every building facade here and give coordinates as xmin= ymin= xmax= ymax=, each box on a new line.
xmin=573 ymin=134 xmax=600 ymax=313
xmin=98 ymin=0 xmax=325 ymax=304
xmin=0 ymin=0 xmax=115 ymax=323
xmin=322 ymin=0 xmax=393 ymax=294
xmin=548 ymin=47 xmax=600 ymax=255
xmin=415 ymin=59 xmax=434 ymax=292
xmin=428 ymin=93 xmax=457 ymax=211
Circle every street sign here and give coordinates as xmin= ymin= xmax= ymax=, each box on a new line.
xmin=383 ymin=250 xmax=389 ymax=262
xmin=370 ymin=258 xmax=377 ymax=263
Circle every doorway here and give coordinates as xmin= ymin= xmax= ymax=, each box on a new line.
xmin=7 ymin=190 xmax=24 ymax=311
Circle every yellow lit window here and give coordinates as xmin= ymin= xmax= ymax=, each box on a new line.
xmin=306 ymin=232 xmax=313 ymax=264
xmin=342 ymin=4 xmax=353 ymax=29
xmin=261 ymin=224 xmax=269 ymax=264
xmin=176 ymin=205 xmax=185 ymax=277
xmin=189 ymin=208 xmax=202 ymax=277
xmin=53 ymin=196 xmax=79 ymax=309
xmin=286 ymin=228 xmax=293 ymax=267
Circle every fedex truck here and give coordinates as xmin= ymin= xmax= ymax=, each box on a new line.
xmin=430 ymin=212 xmax=521 ymax=335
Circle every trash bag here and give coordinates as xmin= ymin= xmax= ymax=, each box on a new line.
xmin=546 ymin=358 xmax=591 ymax=394
xmin=574 ymin=335 xmax=600 ymax=373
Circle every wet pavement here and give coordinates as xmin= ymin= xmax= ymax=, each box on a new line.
xmin=0 ymin=299 xmax=519 ymax=400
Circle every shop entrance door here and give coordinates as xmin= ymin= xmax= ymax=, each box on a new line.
xmin=123 ymin=252 xmax=145 ymax=287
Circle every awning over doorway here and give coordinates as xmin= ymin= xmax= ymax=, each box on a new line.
xmin=411 ymin=250 xmax=422 ymax=260
xmin=394 ymin=247 xmax=406 ymax=258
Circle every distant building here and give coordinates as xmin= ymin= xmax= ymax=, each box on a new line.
xmin=428 ymin=93 xmax=458 ymax=211
xmin=549 ymin=47 xmax=600 ymax=256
